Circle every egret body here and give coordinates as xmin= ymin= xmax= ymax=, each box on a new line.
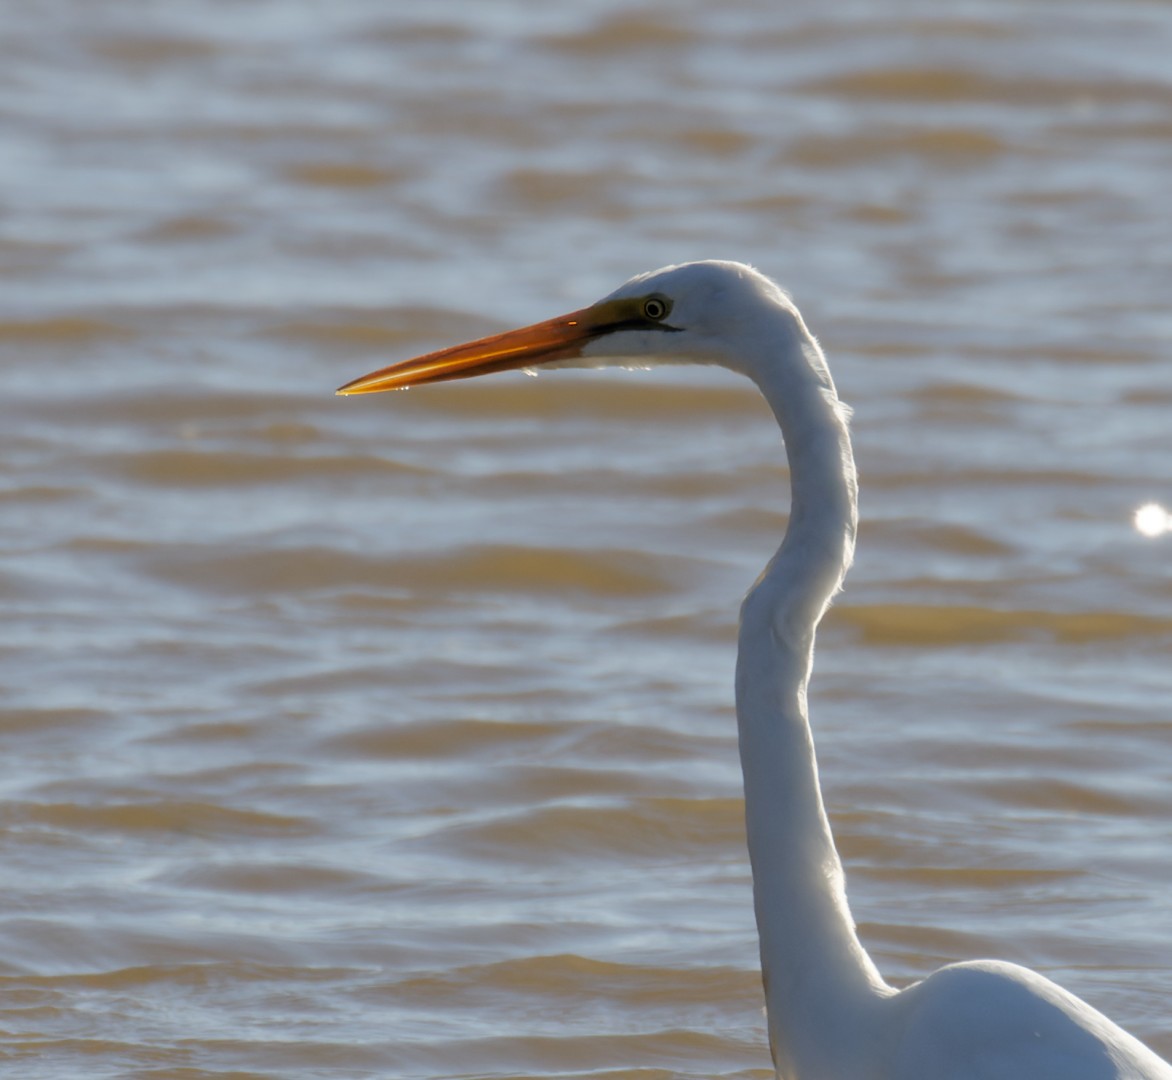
xmin=338 ymin=261 xmax=1171 ymax=1079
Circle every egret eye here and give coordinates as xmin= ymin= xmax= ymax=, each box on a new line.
xmin=642 ymin=296 xmax=669 ymax=321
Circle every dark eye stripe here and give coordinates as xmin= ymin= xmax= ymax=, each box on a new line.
xmin=598 ymin=317 xmax=683 ymax=336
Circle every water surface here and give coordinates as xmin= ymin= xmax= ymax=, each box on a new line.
xmin=1 ymin=2 xmax=1171 ymax=1077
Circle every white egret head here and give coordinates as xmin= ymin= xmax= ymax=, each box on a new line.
xmin=336 ymin=260 xmax=806 ymax=394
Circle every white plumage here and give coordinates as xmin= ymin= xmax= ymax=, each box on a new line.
xmin=339 ymin=261 xmax=1171 ymax=1079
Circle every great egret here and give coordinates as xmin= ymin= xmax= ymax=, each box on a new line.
xmin=338 ymin=261 xmax=1171 ymax=1079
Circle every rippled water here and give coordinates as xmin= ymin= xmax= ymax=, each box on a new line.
xmin=2 ymin=2 xmax=1171 ymax=1077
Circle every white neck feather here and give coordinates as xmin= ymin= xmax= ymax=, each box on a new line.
xmin=734 ymin=314 xmax=888 ymax=1077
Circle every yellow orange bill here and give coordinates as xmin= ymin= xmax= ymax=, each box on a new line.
xmin=336 ymin=305 xmax=603 ymax=395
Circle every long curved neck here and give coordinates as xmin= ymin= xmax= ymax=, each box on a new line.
xmin=735 ymin=314 xmax=887 ymax=1077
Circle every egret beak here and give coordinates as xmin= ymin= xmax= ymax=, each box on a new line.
xmin=336 ymin=304 xmax=608 ymax=395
